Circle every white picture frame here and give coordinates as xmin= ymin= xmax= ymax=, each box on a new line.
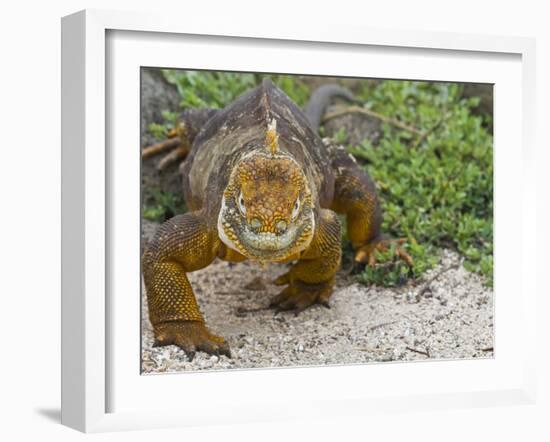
xmin=61 ymin=9 xmax=537 ymax=433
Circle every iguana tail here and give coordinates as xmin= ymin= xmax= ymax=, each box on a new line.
xmin=303 ymin=84 xmax=359 ymax=133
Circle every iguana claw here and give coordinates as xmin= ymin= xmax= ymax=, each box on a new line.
xmin=354 ymin=237 xmax=413 ymax=267
xmin=153 ymin=320 xmax=231 ymax=359
xmin=269 ymin=279 xmax=334 ymax=314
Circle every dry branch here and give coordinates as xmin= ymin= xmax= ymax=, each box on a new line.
xmin=322 ymin=105 xmax=423 ymax=136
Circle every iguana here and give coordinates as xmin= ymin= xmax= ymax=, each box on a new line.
xmin=142 ymin=79 xmax=411 ymax=358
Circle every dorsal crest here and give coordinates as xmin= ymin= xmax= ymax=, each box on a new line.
xmin=265 ymin=118 xmax=279 ymax=155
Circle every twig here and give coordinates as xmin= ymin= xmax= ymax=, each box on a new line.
xmin=357 ymin=346 xmax=390 ymax=353
xmin=481 ymin=347 xmax=494 ymax=352
xmin=215 ymin=291 xmax=247 ymax=296
xmin=411 ymin=112 xmax=452 ymax=149
xmin=322 ymin=105 xmax=423 ymax=136
xmin=368 ymin=320 xmax=397 ymax=332
xmin=406 ymin=346 xmax=430 ymax=357
xmin=235 ymin=306 xmax=270 ymax=317
xmin=417 ymin=263 xmax=460 ymax=297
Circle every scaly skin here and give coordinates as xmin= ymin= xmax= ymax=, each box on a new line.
xmin=270 ymin=209 xmax=341 ymax=312
xmin=142 ymin=211 xmax=231 ymax=357
xmin=327 ymin=140 xmax=412 ymax=266
xmin=217 ymin=148 xmax=315 ymax=262
xmin=142 ymin=79 xmax=411 ymax=358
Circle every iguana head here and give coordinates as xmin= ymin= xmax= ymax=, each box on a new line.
xmin=217 ymin=121 xmax=315 ymax=262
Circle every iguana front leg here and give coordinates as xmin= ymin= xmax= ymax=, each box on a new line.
xmin=329 ymin=148 xmax=412 ymax=267
xmin=270 ymin=209 xmax=342 ymax=313
xmin=142 ymin=211 xmax=231 ymax=358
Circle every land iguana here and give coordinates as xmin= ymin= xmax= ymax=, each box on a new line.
xmin=142 ymin=79 xmax=412 ymax=358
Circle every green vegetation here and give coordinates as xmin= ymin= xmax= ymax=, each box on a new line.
xmin=163 ymin=70 xmax=311 ymax=109
xmin=352 ymin=81 xmax=493 ymax=286
xmin=144 ymin=71 xmax=493 ymax=286
xmin=145 ymin=71 xmax=310 ymax=141
xmin=142 ymin=188 xmax=186 ymax=223
xmin=147 ymin=111 xmax=179 ymax=140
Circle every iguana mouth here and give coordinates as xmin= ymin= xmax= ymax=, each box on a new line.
xmin=241 ymin=226 xmax=298 ymax=251
xmin=217 ymin=208 xmax=314 ymax=261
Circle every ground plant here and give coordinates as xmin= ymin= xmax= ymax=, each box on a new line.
xmin=143 ymin=71 xmax=493 ymax=286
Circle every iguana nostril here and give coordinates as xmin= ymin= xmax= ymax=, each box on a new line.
xmin=250 ymin=218 xmax=262 ymax=230
xmin=276 ymin=220 xmax=288 ymax=232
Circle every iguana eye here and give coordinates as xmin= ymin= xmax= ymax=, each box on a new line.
xmin=237 ymin=192 xmax=247 ymax=215
xmin=292 ymin=197 xmax=301 ymax=220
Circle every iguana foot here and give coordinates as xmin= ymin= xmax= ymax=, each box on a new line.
xmin=153 ymin=321 xmax=231 ymax=359
xmin=354 ymin=237 xmax=413 ymax=267
xmin=142 ymin=109 xmax=219 ymax=172
xmin=142 ymin=133 xmax=190 ymax=172
xmin=142 ymin=133 xmax=180 ymax=160
xmin=269 ymin=278 xmax=334 ymax=313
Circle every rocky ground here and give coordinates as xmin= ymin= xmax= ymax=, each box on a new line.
xmin=141 ymin=220 xmax=494 ymax=374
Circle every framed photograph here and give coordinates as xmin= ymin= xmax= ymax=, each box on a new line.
xmin=61 ymin=9 xmax=537 ymax=433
